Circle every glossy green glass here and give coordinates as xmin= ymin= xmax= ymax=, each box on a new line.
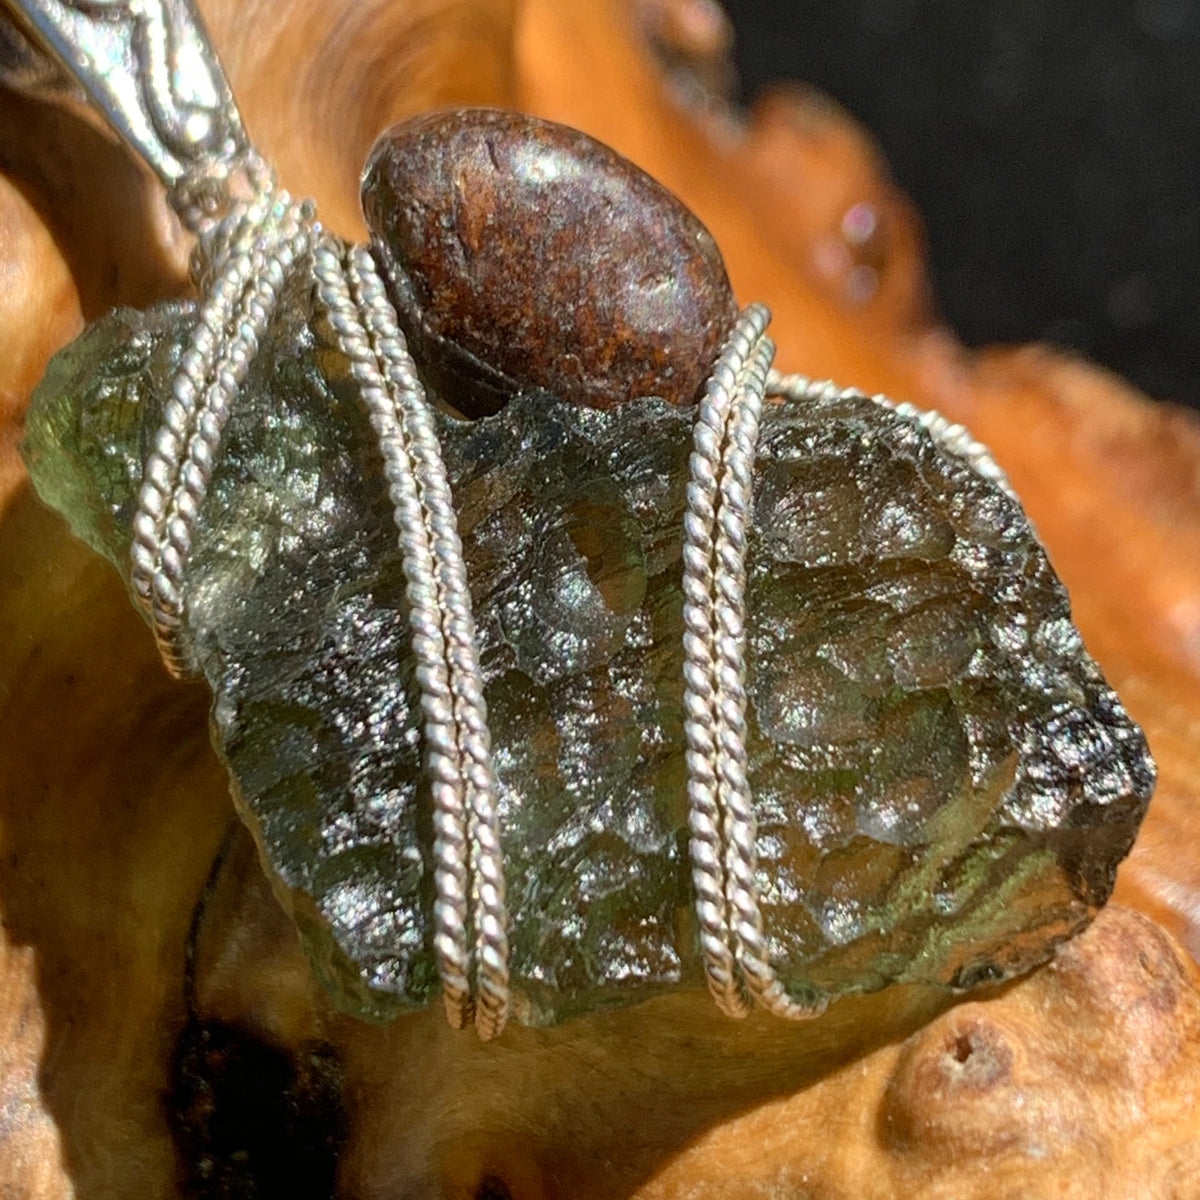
xmin=23 ymin=278 xmax=1155 ymax=1026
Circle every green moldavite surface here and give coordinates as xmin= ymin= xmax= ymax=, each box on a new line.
xmin=23 ymin=276 xmax=1155 ymax=1026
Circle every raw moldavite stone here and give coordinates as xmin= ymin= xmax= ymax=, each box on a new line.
xmin=362 ymin=107 xmax=739 ymax=416
xmin=23 ymin=275 xmax=1155 ymax=1026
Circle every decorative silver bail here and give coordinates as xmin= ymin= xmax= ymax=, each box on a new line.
xmin=0 ymin=0 xmax=249 ymax=189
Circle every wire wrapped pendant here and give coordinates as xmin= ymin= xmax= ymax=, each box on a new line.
xmin=7 ymin=0 xmax=1155 ymax=1039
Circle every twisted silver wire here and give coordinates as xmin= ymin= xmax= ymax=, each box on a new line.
xmin=313 ymin=238 xmax=474 ymax=1032
xmin=712 ymin=334 xmax=775 ymax=1002
xmin=312 ymin=239 xmax=509 ymax=1040
xmin=716 ymin=341 xmax=824 ymax=1020
xmin=340 ymin=245 xmax=510 ymax=1041
xmin=684 ymin=306 xmax=825 ymax=1022
xmin=766 ymin=372 xmax=1014 ymax=496
xmin=131 ymin=137 xmax=512 ymax=1034
xmin=683 ymin=306 xmax=764 ymax=1018
xmin=130 ymin=181 xmax=314 ymax=674
xmin=129 ymin=189 xmax=267 ymax=621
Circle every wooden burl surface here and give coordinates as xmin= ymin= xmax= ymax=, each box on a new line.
xmin=1 ymin=1 xmax=1199 ymax=1197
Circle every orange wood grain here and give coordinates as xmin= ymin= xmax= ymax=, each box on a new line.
xmin=1 ymin=1 xmax=1199 ymax=1195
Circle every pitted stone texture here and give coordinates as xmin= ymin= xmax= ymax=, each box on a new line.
xmin=23 ymin=290 xmax=1154 ymax=1025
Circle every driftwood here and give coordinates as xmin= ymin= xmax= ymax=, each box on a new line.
xmin=1 ymin=1 xmax=1199 ymax=1196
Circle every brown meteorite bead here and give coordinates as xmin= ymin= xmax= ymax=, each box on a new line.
xmin=361 ymin=107 xmax=738 ymax=416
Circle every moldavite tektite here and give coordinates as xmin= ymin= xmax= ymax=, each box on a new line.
xmin=23 ymin=273 xmax=1155 ymax=1026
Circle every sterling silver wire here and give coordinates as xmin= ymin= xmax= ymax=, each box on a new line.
xmin=682 ymin=307 xmax=826 ymax=1022
xmin=130 ymin=174 xmax=314 ymax=676
xmin=3 ymin=0 xmax=849 ymax=1036
xmin=130 ymin=158 xmax=513 ymax=1038
xmin=312 ymin=241 xmax=510 ymax=1040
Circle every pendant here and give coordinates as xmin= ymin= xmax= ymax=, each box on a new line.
xmin=4 ymin=0 xmax=1155 ymax=1038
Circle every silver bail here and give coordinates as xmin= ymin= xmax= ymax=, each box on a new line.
xmin=0 ymin=0 xmax=249 ymax=189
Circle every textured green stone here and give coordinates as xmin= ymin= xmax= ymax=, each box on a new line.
xmin=22 ymin=276 xmax=1156 ymax=1026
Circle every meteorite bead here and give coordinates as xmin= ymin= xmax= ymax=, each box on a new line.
xmin=361 ymin=107 xmax=739 ymax=416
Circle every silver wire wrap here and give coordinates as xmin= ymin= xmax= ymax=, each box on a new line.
xmin=124 ymin=153 xmax=512 ymax=1034
xmin=682 ymin=306 xmax=827 ymax=1022
xmin=766 ymin=372 xmax=1015 ymax=498
xmin=131 ymin=196 xmax=511 ymax=1036
xmin=680 ymin=363 xmax=1010 ymax=1023
xmin=15 ymin=0 xmax=1012 ymax=1041
xmin=129 ymin=174 xmax=315 ymax=676
xmin=311 ymin=240 xmax=510 ymax=1041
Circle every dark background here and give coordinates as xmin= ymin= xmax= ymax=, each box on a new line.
xmin=724 ymin=0 xmax=1200 ymax=408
